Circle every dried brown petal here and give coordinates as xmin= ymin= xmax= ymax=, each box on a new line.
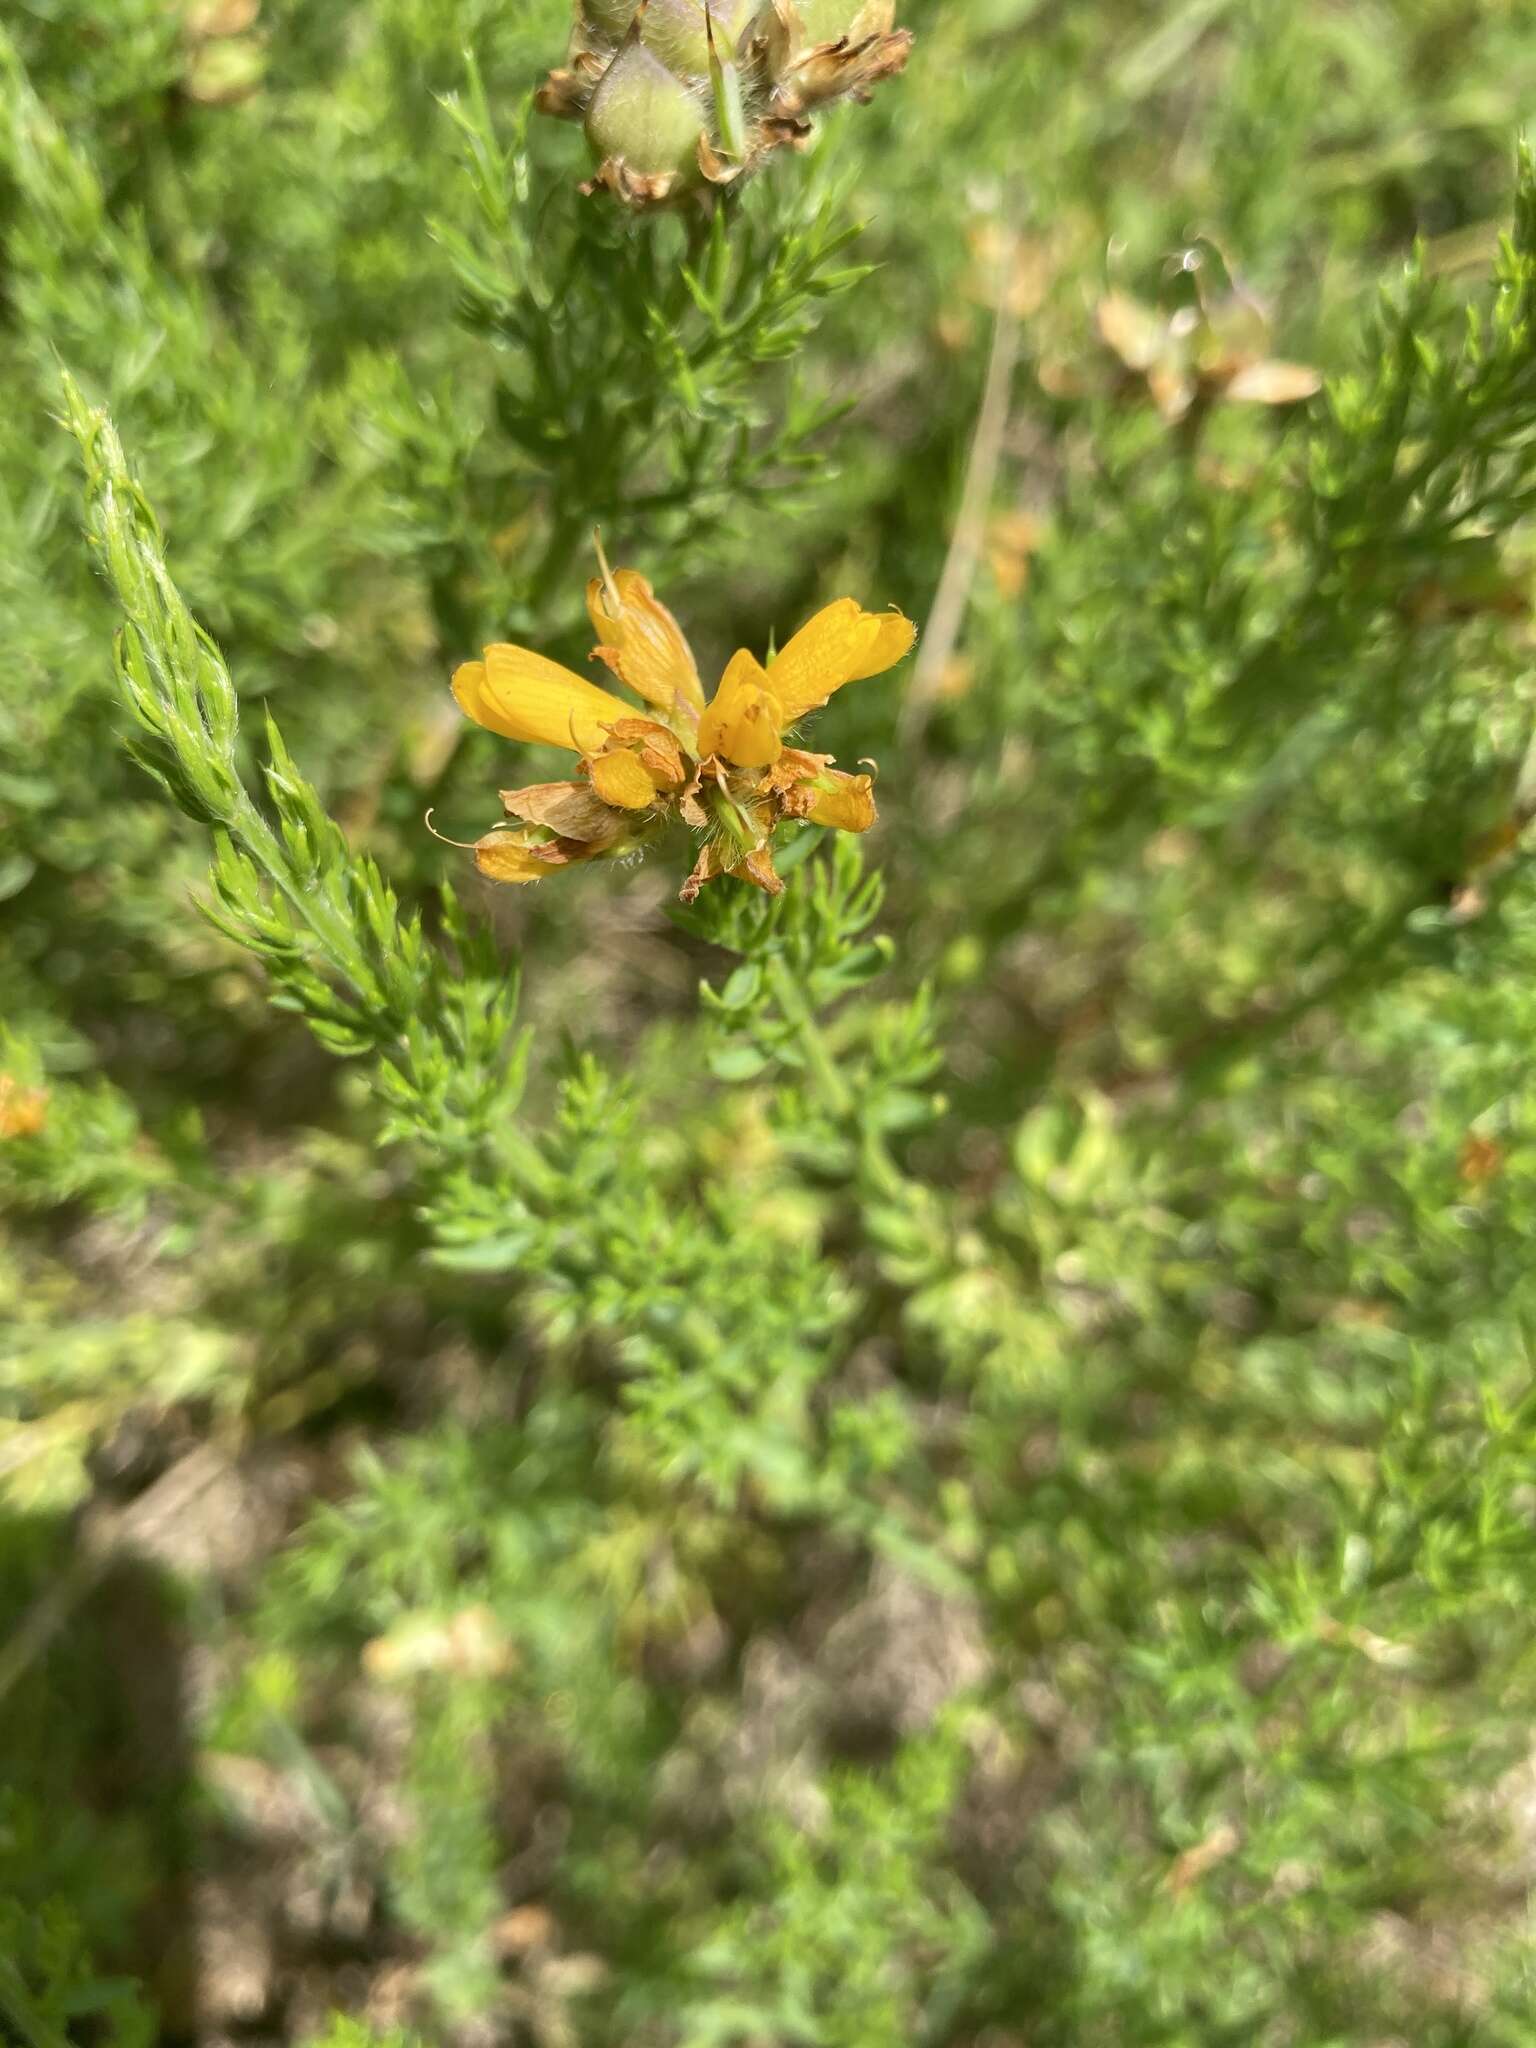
xmin=580 ymin=157 xmax=683 ymax=208
xmin=679 ymin=838 xmax=730 ymax=903
xmin=536 ymin=66 xmax=598 ymax=120
xmin=697 ymin=134 xmax=747 ymax=185
xmin=499 ymin=781 xmax=628 ymax=844
xmin=764 ymin=745 xmax=834 ymax=795
xmin=1460 ymin=1133 xmax=1504 ymax=1186
xmin=1096 ymin=291 xmax=1166 ymax=375
xmin=772 ymin=25 xmax=912 ymax=115
xmin=734 ymin=845 xmax=784 ymax=894
xmin=1223 ymin=359 xmax=1322 ymax=406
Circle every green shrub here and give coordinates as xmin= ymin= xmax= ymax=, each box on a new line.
xmin=8 ymin=2 xmax=1536 ymax=2042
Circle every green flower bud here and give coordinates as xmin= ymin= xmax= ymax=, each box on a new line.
xmin=585 ymin=40 xmax=707 ymax=180
xmin=640 ymin=0 xmax=756 ymax=76
xmin=539 ymin=0 xmax=912 ymax=211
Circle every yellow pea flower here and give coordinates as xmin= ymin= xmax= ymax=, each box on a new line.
xmin=449 ymin=549 xmax=916 ymax=900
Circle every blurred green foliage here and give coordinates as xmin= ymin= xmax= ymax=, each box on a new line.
xmin=9 ymin=0 xmax=1536 ymax=2042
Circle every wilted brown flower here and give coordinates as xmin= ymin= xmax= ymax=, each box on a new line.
xmin=1095 ymin=268 xmax=1320 ymax=427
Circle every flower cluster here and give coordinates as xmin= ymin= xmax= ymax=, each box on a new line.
xmin=451 ymin=552 xmax=915 ymax=900
xmin=537 ymin=1 xmax=913 ymax=210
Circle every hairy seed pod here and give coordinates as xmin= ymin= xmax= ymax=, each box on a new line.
xmin=537 ymin=0 xmax=913 ymax=211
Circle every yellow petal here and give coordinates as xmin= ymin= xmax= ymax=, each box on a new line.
xmin=764 ymin=599 xmax=868 ymax=720
xmin=588 ymin=749 xmax=658 ymax=811
xmin=696 ymin=648 xmax=785 ymax=767
xmin=843 ymin=608 xmax=917 ymax=682
xmin=455 ymin=644 xmax=629 ymax=753
xmin=807 ymin=770 xmax=877 ymax=833
xmin=474 ymin=834 xmax=562 ymax=884
xmin=587 ymin=569 xmax=705 ymax=712
xmin=452 ymin=660 xmax=509 ymax=737
xmin=765 ymin=600 xmax=914 ymax=720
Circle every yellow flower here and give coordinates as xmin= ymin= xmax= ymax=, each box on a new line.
xmin=0 ymin=1074 xmax=48 ymax=1140
xmin=449 ymin=551 xmax=916 ymax=899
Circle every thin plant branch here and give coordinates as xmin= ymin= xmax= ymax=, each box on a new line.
xmin=901 ymin=233 xmax=1023 ymax=742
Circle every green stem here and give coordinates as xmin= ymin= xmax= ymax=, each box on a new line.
xmin=235 ymin=797 xmax=402 ymax=1036
xmin=762 ymin=945 xmax=912 ymax=1205
xmin=859 ymin=1123 xmax=911 ymax=1204
xmin=0 ymin=1960 xmax=74 ymax=2048
xmin=704 ymin=780 xmax=758 ymax=855
xmin=766 ymin=951 xmax=853 ymax=1119
xmin=529 ymin=505 xmax=588 ymax=612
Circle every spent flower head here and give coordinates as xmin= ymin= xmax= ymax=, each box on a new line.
xmin=538 ymin=1 xmax=913 ymax=210
xmin=449 ymin=541 xmax=915 ymax=900
xmin=1094 ymin=243 xmax=1320 ymax=426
